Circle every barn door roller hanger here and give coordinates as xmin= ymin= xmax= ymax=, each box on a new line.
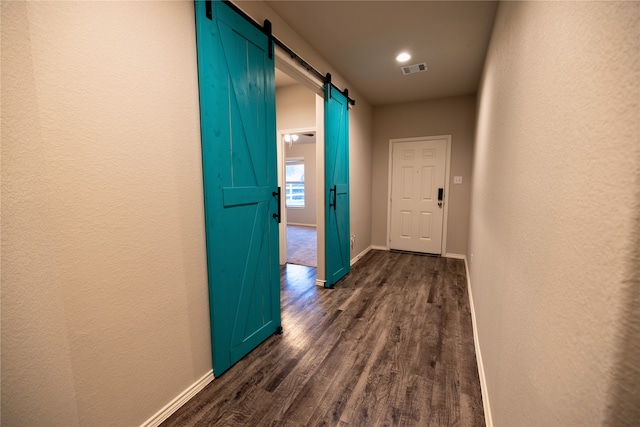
xmin=206 ymin=0 xmax=356 ymax=107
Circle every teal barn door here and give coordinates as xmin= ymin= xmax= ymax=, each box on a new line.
xmin=324 ymin=84 xmax=350 ymax=287
xmin=195 ymin=0 xmax=281 ymax=376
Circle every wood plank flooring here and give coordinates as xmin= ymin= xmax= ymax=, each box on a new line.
xmin=161 ymin=250 xmax=485 ymax=427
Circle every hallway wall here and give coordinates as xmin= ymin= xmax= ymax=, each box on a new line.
xmin=1 ymin=2 xmax=211 ymax=426
xmin=1 ymin=1 xmax=374 ymax=426
xmin=468 ymin=2 xmax=639 ymax=426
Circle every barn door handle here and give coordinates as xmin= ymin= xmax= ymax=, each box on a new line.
xmin=272 ymin=187 xmax=281 ymax=223
xmin=329 ymin=185 xmax=337 ymax=210
xmin=438 ymin=188 xmax=444 ymax=208
xmin=205 ymin=0 xmax=212 ymax=20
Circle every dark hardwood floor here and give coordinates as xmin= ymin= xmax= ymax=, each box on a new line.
xmin=162 ymin=250 xmax=485 ymax=427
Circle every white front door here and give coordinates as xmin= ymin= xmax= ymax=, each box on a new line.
xmin=390 ymin=138 xmax=447 ymax=254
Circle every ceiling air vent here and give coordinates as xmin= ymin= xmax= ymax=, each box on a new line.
xmin=401 ymin=62 xmax=428 ymax=75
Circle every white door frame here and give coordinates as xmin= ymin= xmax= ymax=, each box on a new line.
xmin=386 ymin=135 xmax=452 ymax=255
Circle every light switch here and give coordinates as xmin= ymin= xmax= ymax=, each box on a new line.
xmin=453 ymin=176 xmax=463 ymax=184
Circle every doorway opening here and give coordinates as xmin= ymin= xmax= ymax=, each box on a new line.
xmin=283 ymin=134 xmax=317 ymax=267
xmin=275 ymin=64 xmax=325 ymax=283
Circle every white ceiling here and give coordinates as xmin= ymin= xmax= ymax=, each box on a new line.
xmin=266 ymin=0 xmax=498 ymax=106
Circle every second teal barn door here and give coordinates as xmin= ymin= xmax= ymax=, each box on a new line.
xmin=324 ymin=84 xmax=350 ymax=287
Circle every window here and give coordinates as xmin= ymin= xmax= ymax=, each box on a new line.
xmin=285 ymin=159 xmax=305 ymax=208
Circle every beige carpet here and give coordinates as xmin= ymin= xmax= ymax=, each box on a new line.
xmin=286 ymin=225 xmax=317 ymax=267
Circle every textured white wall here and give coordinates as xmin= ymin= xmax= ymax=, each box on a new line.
xmin=1 ymin=2 xmax=211 ymax=426
xmin=348 ymin=97 xmax=374 ymax=259
xmin=371 ymin=95 xmax=476 ymax=255
xmin=469 ymin=2 xmax=639 ymax=426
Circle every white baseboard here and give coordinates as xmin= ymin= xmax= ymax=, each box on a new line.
xmin=444 ymin=252 xmax=465 ymax=260
xmin=140 ymin=370 xmax=214 ymax=427
xmin=464 ymin=257 xmax=493 ymax=427
xmin=286 ymin=222 xmax=317 ymax=228
xmin=315 ymin=278 xmax=326 ymax=287
xmin=350 ymin=245 xmax=372 ymax=266
xmin=370 ymin=247 xmax=461 ymax=258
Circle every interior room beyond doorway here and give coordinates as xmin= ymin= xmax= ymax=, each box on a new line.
xmin=276 ymin=68 xmax=320 ymax=269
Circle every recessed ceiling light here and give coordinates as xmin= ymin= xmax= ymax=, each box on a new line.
xmin=396 ymin=52 xmax=411 ymax=63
